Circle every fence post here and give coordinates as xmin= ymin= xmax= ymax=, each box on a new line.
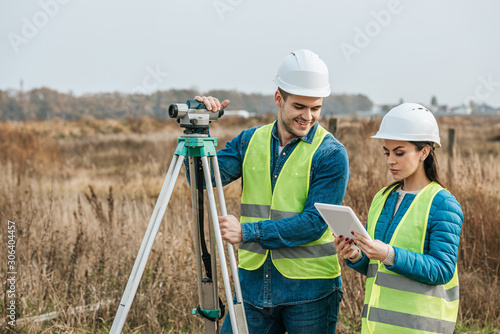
xmin=329 ymin=117 xmax=338 ymax=136
xmin=447 ymin=128 xmax=456 ymax=187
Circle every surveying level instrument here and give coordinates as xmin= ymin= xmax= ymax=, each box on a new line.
xmin=110 ymin=100 xmax=248 ymax=333
xmin=169 ymin=99 xmax=225 ymax=134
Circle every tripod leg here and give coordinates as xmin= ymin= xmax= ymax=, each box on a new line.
xmin=207 ymin=197 xmax=220 ymax=332
xmin=189 ymin=157 xmax=204 ymax=305
xmin=211 ymin=156 xmax=249 ymax=334
xmin=110 ymin=154 xmax=185 ymax=334
xmin=201 ymin=156 xmax=240 ymax=334
xmin=189 ymin=157 xmax=218 ymax=334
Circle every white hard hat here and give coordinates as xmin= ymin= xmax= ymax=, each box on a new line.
xmin=273 ymin=49 xmax=331 ymax=98
xmin=371 ymin=103 xmax=441 ymax=147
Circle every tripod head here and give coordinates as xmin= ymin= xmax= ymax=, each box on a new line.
xmin=169 ymin=100 xmax=224 ymax=134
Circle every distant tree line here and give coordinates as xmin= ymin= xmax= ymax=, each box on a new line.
xmin=0 ymin=87 xmax=373 ymax=121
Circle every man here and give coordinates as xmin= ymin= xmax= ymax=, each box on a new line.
xmin=196 ymin=49 xmax=350 ymax=333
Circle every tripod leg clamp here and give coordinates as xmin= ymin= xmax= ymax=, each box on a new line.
xmin=192 ymin=306 xmax=222 ymax=322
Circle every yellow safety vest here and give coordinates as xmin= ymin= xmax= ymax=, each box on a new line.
xmin=238 ymin=122 xmax=341 ymax=279
xmin=362 ymin=182 xmax=459 ymax=334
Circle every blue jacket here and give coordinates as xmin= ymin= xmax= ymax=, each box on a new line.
xmin=347 ymin=189 xmax=463 ymax=285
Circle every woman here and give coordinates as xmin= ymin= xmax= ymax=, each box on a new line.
xmin=335 ymin=103 xmax=463 ymax=334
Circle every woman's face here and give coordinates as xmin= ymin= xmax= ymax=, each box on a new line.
xmin=383 ymin=140 xmax=426 ymax=182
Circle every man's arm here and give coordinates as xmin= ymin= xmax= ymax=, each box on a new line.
xmin=240 ymin=139 xmax=350 ymax=248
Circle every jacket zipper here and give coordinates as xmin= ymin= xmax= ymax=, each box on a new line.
xmin=382 ymin=195 xmax=398 ymax=243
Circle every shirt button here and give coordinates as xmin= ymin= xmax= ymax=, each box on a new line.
xmin=282 ymin=152 xmax=286 ymax=156
xmin=266 ymin=275 xmax=269 ymax=278
xmin=274 ymin=175 xmax=277 ymax=178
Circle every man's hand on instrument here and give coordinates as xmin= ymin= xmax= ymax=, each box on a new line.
xmin=194 ymin=96 xmax=230 ymax=112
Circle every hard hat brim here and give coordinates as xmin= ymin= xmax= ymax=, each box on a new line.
xmin=371 ymin=133 xmax=441 ymax=148
xmin=273 ymin=77 xmax=331 ymax=98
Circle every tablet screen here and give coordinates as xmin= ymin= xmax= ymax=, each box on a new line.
xmin=314 ymin=203 xmax=373 ymax=250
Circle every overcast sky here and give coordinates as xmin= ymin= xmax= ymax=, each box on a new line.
xmin=1 ymin=0 xmax=500 ymax=107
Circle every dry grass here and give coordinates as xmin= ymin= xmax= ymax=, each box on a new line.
xmin=0 ymin=114 xmax=499 ymax=333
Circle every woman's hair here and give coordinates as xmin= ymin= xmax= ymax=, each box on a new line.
xmin=383 ymin=141 xmax=445 ymax=194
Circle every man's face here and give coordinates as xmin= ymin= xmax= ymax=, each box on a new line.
xmin=275 ymin=91 xmax=323 ymax=146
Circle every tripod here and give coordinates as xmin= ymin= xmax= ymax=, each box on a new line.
xmin=110 ymin=134 xmax=248 ymax=334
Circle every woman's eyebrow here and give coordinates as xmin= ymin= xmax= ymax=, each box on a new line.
xmin=383 ymin=146 xmax=404 ymax=151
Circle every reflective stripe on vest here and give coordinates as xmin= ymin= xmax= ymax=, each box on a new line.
xmin=238 ymin=122 xmax=341 ymax=279
xmin=240 ymin=204 xmax=297 ymax=220
xmin=361 ymin=182 xmax=459 ymax=334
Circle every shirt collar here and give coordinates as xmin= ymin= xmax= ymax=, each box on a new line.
xmin=271 ymin=121 xmax=319 ymax=145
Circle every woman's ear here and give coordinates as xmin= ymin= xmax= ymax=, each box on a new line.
xmin=421 ymin=146 xmax=431 ymax=161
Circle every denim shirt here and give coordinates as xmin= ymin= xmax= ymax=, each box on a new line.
xmin=217 ymin=121 xmax=350 ymax=308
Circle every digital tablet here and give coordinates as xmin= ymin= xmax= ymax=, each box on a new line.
xmin=314 ymin=203 xmax=372 ymax=250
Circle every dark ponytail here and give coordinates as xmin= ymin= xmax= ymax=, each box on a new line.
xmin=413 ymin=141 xmax=445 ymax=188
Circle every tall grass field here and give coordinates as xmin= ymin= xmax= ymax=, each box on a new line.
xmin=1 ymin=114 xmax=499 ymax=333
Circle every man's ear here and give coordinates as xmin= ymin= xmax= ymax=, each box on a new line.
xmin=275 ymin=90 xmax=282 ymax=108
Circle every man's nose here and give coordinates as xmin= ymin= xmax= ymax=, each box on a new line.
xmin=302 ymin=109 xmax=312 ymax=121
